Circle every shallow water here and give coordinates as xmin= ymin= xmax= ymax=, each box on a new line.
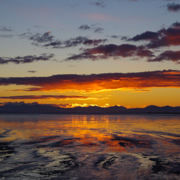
xmin=0 ymin=114 xmax=180 ymax=180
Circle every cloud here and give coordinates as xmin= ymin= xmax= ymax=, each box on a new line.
xmin=19 ymin=32 xmax=32 ymax=38
xmin=167 ymin=3 xmax=180 ymax=12
xmin=128 ymin=31 xmax=159 ymax=41
xmin=149 ymin=50 xmax=180 ymax=63
xmin=0 ymin=35 xmax=13 ymax=38
xmin=94 ymin=27 xmax=104 ymax=33
xmin=110 ymin=35 xmax=121 ymax=39
xmin=0 ymin=70 xmax=179 ymax=92
xmin=0 ymin=26 xmax=12 ymax=32
xmin=0 ymin=95 xmax=90 ymax=100
xmin=148 ymin=22 xmax=180 ymax=48
xmin=30 ymin=31 xmax=54 ymax=44
xmin=0 ymin=26 xmax=13 ymax=38
xmin=79 ymin=24 xmax=104 ymax=33
xmin=66 ymin=44 xmax=153 ymax=60
xmin=90 ymin=1 xmax=106 ymax=8
xmin=44 ymin=36 xmax=107 ymax=48
xmin=20 ymin=31 xmax=54 ymax=45
xmin=23 ymin=30 xmax=105 ymax=48
xmin=129 ymin=22 xmax=180 ymax=48
xmin=0 ymin=54 xmax=54 ymax=65
xmin=79 ymin=25 xmax=91 ymax=30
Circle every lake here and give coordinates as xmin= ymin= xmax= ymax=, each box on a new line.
xmin=0 ymin=114 xmax=180 ymax=180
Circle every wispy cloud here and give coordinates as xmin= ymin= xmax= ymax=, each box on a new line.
xmin=0 ymin=26 xmax=12 ymax=32
xmin=0 ymin=70 xmax=179 ymax=92
xmin=0 ymin=35 xmax=13 ymax=38
xmin=0 ymin=54 xmax=54 ymax=65
xmin=0 ymin=95 xmax=91 ymax=100
xmin=94 ymin=27 xmax=104 ymax=33
xmin=30 ymin=31 xmax=54 ymax=44
xmin=0 ymin=26 xmax=13 ymax=38
xmin=21 ymin=31 xmax=106 ymax=48
xmin=167 ymin=3 xmax=180 ymax=12
xmin=44 ymin=36 xmax=107 ymax=48
xmin=79 ymin=25 xmax=91 ymax=30
xmin=90 ymin=0 xmax=106 ymax=8
xmin=79 ymin=24 xmax=104 ymax=33
xmin=19 ymin=31 xmax=54 ymax=45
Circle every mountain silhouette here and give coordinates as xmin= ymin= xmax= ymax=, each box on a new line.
xmin=0 ymin=102 xmax=179 ymax=114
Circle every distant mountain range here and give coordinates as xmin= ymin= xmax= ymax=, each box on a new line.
xmin=0 ymin=102 xmax=180 ymax=114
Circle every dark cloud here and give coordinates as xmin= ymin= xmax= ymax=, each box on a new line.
xmin=44 ymin=36 xmax=107 ymax=48
xmin=90 ymin=1 xmax=106 ymax=8
xmin=94 ymin=27 xmax=104 ymax=33
xmin=149 ymin=50 xmax=180 ymax=63
xmin=167 ymin=3 xmax=180 ymax=12
xmin=0 ymin=26 xmax=12 ymax=32
xmin=110 ymin=35 xmax=120 ymax=39
xmin=19 ymin=32 xmax=32 ymax=38
xmin=23 ymin=30 xmax=105 ymax=48
xmin=129 ymin=22 xmax=180 ymax=48
xmin=30 ymin=32 xmax=54 ymax=44
xmin=129 ymin=31 xmax=159 ymax=41
xmin=79 ymin=24 xmax=104 ymax=33
xmin=19 ymin=31 xmax=55 ymax=46
xmin=66 ymin=44 xmax=153 ymax=61
xmin=66 ymin=53 xmax=97 ymax=61
xmin=0 ymin=54 xmax=54 ymax=65
xmin=148 ymin=22 xmax=180 ymax=48
xmin=0 ymin=70 xmax=179 ymax=92
xmin=0 ymin=95 xmax=90 ymax=100
xmin=83 ymin=39 xmax=107 ymax=46
xmin=172 ymin=21 xmax=180 ymax=27
xmin=79 ymin=25 xmax=91 ymax=30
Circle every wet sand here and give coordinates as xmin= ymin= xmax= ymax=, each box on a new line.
xmin=0 ymin=114 xmax=180 ymax=180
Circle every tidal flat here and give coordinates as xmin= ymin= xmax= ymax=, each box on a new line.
xmin=0 ymin=114 xmax=180 ymax=180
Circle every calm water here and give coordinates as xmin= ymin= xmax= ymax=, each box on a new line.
xmin=0 ymin=114 xmax=180 ymax=180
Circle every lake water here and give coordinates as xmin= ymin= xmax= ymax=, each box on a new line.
xmin=0 ymin=114 xmax=180 ymax=180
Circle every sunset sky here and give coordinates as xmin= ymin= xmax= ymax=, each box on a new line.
xmin=0 ymin=0 xmax=180 ymax=108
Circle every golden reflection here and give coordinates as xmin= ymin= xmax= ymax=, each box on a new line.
xmin=0 ymin=115 xmax=179 ymax=154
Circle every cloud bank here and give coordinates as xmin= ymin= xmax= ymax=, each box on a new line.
xmin=66 ymin=44 xmax=153 ymax=60
xmin=0 ymin=95 xmax=90 ymax=100
xmin=0 ymin=54 xmax=54 ymax=65
xmin=0 ymin=70 xmax=179 ymax=92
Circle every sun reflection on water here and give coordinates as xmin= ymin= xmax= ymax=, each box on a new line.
xmin=0 ymin=114 xmax=180 ymax=180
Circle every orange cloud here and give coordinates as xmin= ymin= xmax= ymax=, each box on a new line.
xmin=0 ymin=70 xmax=180 ymax=92
xmin=0 ymin=95 xmax=91 ymax=100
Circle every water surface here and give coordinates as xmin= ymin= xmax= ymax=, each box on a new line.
xmin=0 ymin=114 xmax=180 ymax=180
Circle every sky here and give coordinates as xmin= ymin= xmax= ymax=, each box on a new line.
xmin=0 ymin=0 xmax=180 ymax=108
